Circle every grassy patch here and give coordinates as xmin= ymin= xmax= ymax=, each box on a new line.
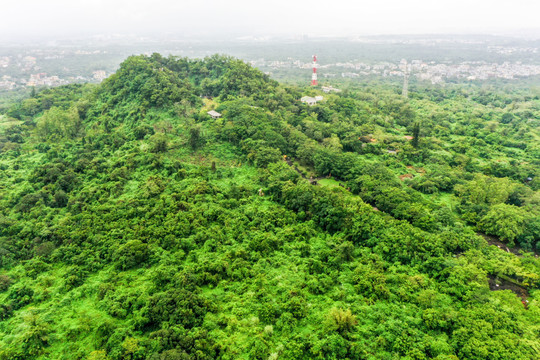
xmin=318 ymin=178 xmax=343 ymax=189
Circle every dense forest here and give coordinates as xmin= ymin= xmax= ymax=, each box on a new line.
xmin=0 ymin=53 xmax=539 ymax=359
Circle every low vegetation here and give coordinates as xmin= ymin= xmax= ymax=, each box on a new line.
xmin=0 ymin=53 xmax=538 ymax=359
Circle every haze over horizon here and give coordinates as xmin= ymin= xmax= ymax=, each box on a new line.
xmin=2 ymin=0 xmax=540 ymax=43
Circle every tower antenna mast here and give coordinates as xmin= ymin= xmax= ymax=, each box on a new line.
xmin=311 ymin=55 xmax=318 ymax=86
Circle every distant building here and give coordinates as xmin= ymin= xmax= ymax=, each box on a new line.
xmin=322 ymin=86 xmax=341 ymax=93
xmin=300 ymin=96 xmax=323 ymax=106
xmin=207 ymin=110 xmax=222 ymax=119
xmin=93 ymin=70 xmax=107 ymax=82
xmin=300 ymin=96 xmax=316 ymax=105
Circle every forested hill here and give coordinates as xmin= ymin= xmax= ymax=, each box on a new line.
xmin=0 ymin=53 xmax=539 ymax=359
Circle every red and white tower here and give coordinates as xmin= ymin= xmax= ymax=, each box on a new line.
xmin=311 ymin=55 xmax=318 ymax=86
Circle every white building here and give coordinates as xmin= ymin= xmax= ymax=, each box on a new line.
xmin=207 ymin=110 xmax=222 ymax=119
xmin=322 ymin=86 xmax=341 ymax=93
xmin=300 ymin=96 xmax=323 ymax=106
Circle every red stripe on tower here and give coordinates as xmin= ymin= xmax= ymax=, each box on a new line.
xmin=311 ymin=54 xmax=318 ymax=86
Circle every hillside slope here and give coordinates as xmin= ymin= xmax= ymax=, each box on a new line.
xmin=0 ymin=54 xmax=539 ymax=359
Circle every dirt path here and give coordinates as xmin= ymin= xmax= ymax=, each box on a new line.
xmin=478 ymin=233 xmax=539 ymax=257
xmin=479 ymin=233 xmax=536 ymax=308
xmin=488 ymin=274 xmax=530 ymax=307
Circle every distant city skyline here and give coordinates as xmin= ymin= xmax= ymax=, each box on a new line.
xmin=1 ymin=0 xmax=540 ymax=42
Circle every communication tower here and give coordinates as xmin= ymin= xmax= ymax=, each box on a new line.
xmin=311 ymin=55 xmax=318 ymax=86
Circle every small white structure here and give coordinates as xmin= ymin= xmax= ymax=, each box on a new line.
xmin=322 ymin=86 xmax=341 ymax=93
xmin=300 ymin=96 xmax=317 ymax=106
xmin=207 ymin=110 xmax=222 ymax=119
xmin=300 ymin=96 xmax=323 ymax=106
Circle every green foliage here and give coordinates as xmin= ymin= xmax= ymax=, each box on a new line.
xmin=53 ymin=190 xmax=68 ymax=208
xmin=478 ymin=203 xmax=536 ymax=248
xmin=113 ymin=240 xmax=152 ymax=270
xmin=133 ymin=124 xmax=155 ymax=140
xmin=0 ymin=275 xmax=11 ymax=292
xmin=411 ymin=121 xmax=421 ymax=148
xmin=6 ymin=84 xmax=93 ymax=120
xmin=150 ymin=134 xmax=168 ymax=153
xmin=0 ymin=53 xmax=538 ymax=359
xmin=188 ymin=124 xmax=202 ymax=151
xmin=143 ymin=289 xmax=214 ymax=329
xmin=326 ymin=308 xmax=357 ymax=334
xmin=36 ymin=106 xmax=83 ymax=140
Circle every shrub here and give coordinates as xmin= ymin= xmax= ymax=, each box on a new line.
xmin=144 ymin=289 xmax=214 ymax=329
xmin=7 ymin=284 xmax=34 ymax=310
xmin=326 ymin=308 xmax=357 ymax=334
xmin=114 ymin=240 xmax=151 ymax=270
xmin=133 ymin=124 xmax=155 ymax=140
xmin=0 ymin=274 xmax=12 ymax=292
xmin=53 ymin=190 xmax=69 ymax=207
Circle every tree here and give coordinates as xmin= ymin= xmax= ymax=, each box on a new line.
xmin=0 ymin=275 xmax=11 ymax=292
xmin=133 ymin=124 xmax=155 ymax=140
xmin=188 ymin=124 xmax=202 ymax=150
xmin=151 ymin=134 xmax=168 ymax=153
xmin=326 ymin=308 xmax=357 ymax=334
xmin=36 ymin=106 xmax=82 ymax=140
xmin=53 ymin=190 xmax=69 ymax=208
xmin=478 ymin=203 xmax=527 ymax=245
xmin=113 ymin=240 xmax=151 ymax=270
xmin=411 ymin=121 xmax=421 ymax=148
xmin=252 ymin=146 xmax=281 ymax=168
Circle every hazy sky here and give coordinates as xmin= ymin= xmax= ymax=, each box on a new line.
xmin=2 ymin=0 xmax=540 ymax=41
